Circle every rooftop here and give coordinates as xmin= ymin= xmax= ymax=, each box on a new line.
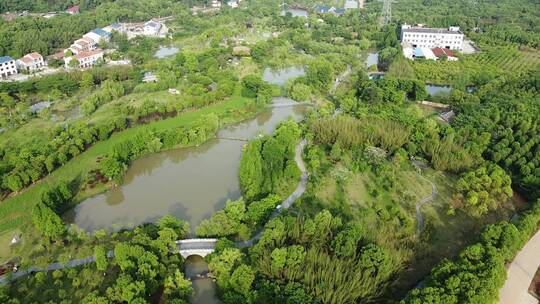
xmin=91 ymin=28 xmax=111 ymax=37
xmin=402 ymin=25 xmax=462 ymax=35
xmin=66 ymin=6 xmax=80 ymax=13
xmin=75 ymin=49 xmax=103 ymax=60
xmin=344 ymin=0 xmax=359 ymax=9
xmin=144 ymin=21 xmax=162 ymax=29
xmin=0 ymin=56 xmax=14 ymax=64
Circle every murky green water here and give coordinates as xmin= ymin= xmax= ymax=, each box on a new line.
xmin=69 ymin=98 xmax=306 ymax=232
xmin=184 ymin=255 xmax=221 ymax=304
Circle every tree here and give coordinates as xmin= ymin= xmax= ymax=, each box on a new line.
xmin=453 ymin=162 xmax=513 ymax=216
xmin=80 ymin=73 xmax=94 ymax=91
xmin=239 ymin=139 xmax=264 ymax=200
xmin=208 ymin=248 xmax=243 ymax=289
xmin=230 ymin=264 xmax=255 ymax=297
xmin=164 ymin=269 xmax=193 ymax=300
xmin=306 ymin=60 xmax=334 ymax=92
xmin=68 ymin=58 xmax=80 ymax=69
xmin=95 ymin=245 xmax=108 ymax=271
xmin=289 ymin=83 xmax=311 ymax=102
xmin=32 ymin=202 xmax=65 ymax=238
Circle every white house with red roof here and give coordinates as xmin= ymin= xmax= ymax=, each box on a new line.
xmin=16 ymin=52 xmax=45 ymax=72
xmin=65 ymin=49 xmax=104 ymax=69
xmin=69 ymin=37 xmax=97 ymax=55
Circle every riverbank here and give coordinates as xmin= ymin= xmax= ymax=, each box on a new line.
xmin=0 ymin=96 xmax=262 ymax=261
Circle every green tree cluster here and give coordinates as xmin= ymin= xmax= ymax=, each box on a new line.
xmin=239 ymin=119 xmax=301 ymax=200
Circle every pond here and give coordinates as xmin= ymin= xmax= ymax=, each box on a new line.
xmin=155 ymin=45 xmax=180 ymax=59
xmin=184 ymin=256 xmax=220 ymax=304
xmin=262 ymin=66 xmax=305 ymax=86
xmin=67 ymin=97 xmax=307 ymax=232
xmin=425 ymin=84 xmax=451 ymax=96
xmin=281 ymin=8 xmax=308 ymax=17
xmin=365 ymin=52 xmax=378 ymax=67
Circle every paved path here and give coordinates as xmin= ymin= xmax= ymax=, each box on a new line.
xmin=330 ymin=65 xmax=352 ymax=94
xmin=0 ymin=251 xmax=114 ymax=285
xmin=237 ymin=139 xmax=308 ymax=247
xmin=499 ymin=230 xmax=540 ymax=304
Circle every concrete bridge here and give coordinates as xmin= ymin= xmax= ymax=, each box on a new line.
xmin=176 ymin=238 xmax=218 ymax=258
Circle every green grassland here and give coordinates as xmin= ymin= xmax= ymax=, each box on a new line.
xmin=303 ymin=162 xmax=517 ymax=295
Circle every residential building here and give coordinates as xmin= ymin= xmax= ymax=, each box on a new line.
xmin=66 ymin=6 xmax=80 ymax=15
xmin=413 ymin=48 xmax=437 ymax=60
xmin=65 ymin=49 xmax=104 ymax=68
xmin=143 ymin=21 xmax=162 ymax=36
xmin=431 ymin=47 xmax=458 ymax=61
xmin=210 ymin=0 xmax=222 ymax=8
xmin=69 ymin=37 xmax=97 ymax=55
xmin=344 ymin=0 xmax=359 ymax=9
xmin=16 ymin=52 xmax=45 ymax=72
xmin=227 ymin=0 xmax=239 ymax=8
xmin=315 ymin=5 xmax=346 ymax=16
xmin=0 ymin=56 xmax=18 ymax=78
xmin=102 ymin=23 xmax=125 ymax=34
xmin=401 ymin=24 xmax=464 ymax=51
xmin=83 ymin=28 xmax=111 ymax=44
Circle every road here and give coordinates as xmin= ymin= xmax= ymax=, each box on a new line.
xmin=499 ymin=230 xmax=540 ymax=304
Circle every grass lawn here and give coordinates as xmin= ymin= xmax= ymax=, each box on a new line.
xmin=0 ymin=95 xmax=256 ymax=261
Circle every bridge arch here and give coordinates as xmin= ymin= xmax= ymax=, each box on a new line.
xmin=176 ymin=238 xmax=218 ymax=259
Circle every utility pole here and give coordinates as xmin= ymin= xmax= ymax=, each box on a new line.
xmin=380 ymin=0 xmax=392 ymax=26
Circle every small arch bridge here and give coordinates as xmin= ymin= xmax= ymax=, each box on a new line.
xmin=176 ymin=238 xmax=218 ymax=258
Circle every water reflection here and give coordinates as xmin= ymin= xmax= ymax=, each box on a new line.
xmin=70 ymin=99 xmax=306 ymax=232
xmin=155 ymin=46 xmax=180 ymax=59
xmin=365 ymin=52 xmax=378 ymax=67
xmin=262 ymin=67 xmax=305 ymax=86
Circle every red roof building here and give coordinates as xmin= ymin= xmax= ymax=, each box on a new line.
xmin=66 ymin=6 xmax=80 ymax=14
xmin=431 ymin=47 xmax=455 ymax=58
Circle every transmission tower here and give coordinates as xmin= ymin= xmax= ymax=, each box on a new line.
xmin=380 ymin=0 xmax=392 ymax=26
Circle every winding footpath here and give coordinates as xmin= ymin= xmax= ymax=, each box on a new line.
xmin=411 ymin=160 xmax=438 ymax=235
xmin=415 ymin=173 xmax=438 ymax=234
xmin=499 ymin=230 xmax=540 ymax=304
xmin=237 ymin=139 xmax=308 ymax=247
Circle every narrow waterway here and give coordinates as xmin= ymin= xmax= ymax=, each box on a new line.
xmin=184 ymin=256 xmax=221 ymax=304
xmin=68 ymin=98 xmax=306 ymax=232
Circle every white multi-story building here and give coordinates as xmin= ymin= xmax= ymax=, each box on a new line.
xmin=17 ymin=52 xmax=45 ymax=72
xmin=69 ymin=37 xmax=97 ymax=55
xmin=401 ymin=24 xmax=464 ymax=51
xmin=0 ymin=56 xmax=18 ymax=78
xmin=65 ymin=49 xmax=104 ymax=69
xmin=143 ymin=21 xmax=163 ymax=36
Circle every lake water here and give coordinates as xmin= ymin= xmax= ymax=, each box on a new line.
xmin=185 ymin=255 xmax=221 ymax=304
xmin=155 ymin=46 xmax=180 ymax=59
xmin=263 ymin=66 xmax=305 ymax=86
xmin=365 ymin=52 xmax=378 ymax=67
xmin=281 ymin=8 xmax=308 ymax=17
xmin=68 ymin=98 xmax=306 ymax=232
xmin=425 ymin=84 xmax=451 ymax=96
